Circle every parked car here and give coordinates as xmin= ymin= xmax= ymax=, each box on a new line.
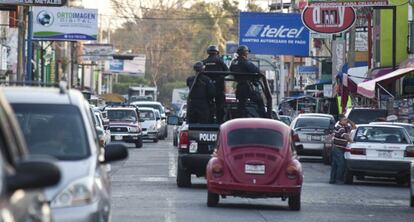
xmin=154 ymin=109 xmax=163 ymax=139
xmin=279 ymin=115 xmax=292 ymax=126
xmin=131 ymin=101 xmax=168 ymax=139
xmin=345 ymin=107 xmax=387 ymax=125
xmin=291 ymin=114 xmax=335 ymax=164
xmin=344 ymin=124 xmax=413 ymax=185
xmin=411 ymin=161 xmax=414 ymax=207
xmin=139 ymin=108 xmax=159 ymax=142
xmin=94 ymin=110 xmax=111 ymax=146
xmin=206 ymin=118 xmax=303 ymax=210
xmin=0 ymin=89 xmax=61 ymax=222
xmin=106 ymin=107 xmax=143 ymax=148
xmin=370 ymin=122 xmax=414 ymax=141
xmin=173 ymin=110 xmax=186 ymax=147
xmin=4 ymin=86 xmax=128 ymax=222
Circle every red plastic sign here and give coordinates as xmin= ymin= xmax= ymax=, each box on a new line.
xmin=302 ymin=6 xmax=356 ymax=34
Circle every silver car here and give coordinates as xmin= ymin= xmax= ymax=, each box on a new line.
xmin=291 ymin=114 xmax=335 ymax=163
xmin=132 ymin=101 xmax=168 ymax=139
xmin=4 ymin=86 xmax=128 ymax=222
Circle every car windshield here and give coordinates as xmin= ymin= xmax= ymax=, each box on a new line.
xmin=154 ymin=111 xmax=160 ymax=119
xmin=280 ymin=116 xmax=291 ymax=125
xmin=107 ymin=110 xmax=137 ymax=122
xmin=12 ymin=104 xmax=90 ymax=160
xmin=227 ymin=128 xmax=284 ymax=149
xmin=137 ymin=104 xmax=164 ymax=114
xmin=348 ymin=110 xmax=387 ymax=124
xmin=140 ymin=110 xmax=155 ymax=121
xmin=294 ymin=117 xmax=330 ymax=129
xmin=355 ymin=126 xmax=409 ymax=144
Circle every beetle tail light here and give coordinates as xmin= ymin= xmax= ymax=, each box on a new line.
xmin=179 ymin=130 xmax=189 ymax=149
xmin=212 ymin=162 xmax=224 ymax=177
xmin=286 ymin=164 xmax=299 ymax=180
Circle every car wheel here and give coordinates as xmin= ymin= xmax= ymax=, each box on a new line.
xmin=135 ymin=137 xmax=143 ymax=148
xmin=176 ymin=160 xmax=191 ymax=187
xmin=207 ymin=191 xmax=219 ymax=207
xmin=288 ymin=194 xmax=301 ymax=211
xmin=160 ymin=131 xmax=166 ymax=140
xmin=411 ymin=194 xmax=414 ymax=207
xmin=153 ymin=138 xmax=159 ymax=143
xmin=344 ymin=168 xmax=353 ymax=184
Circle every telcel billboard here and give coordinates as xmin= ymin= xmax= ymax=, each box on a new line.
xmin=239 ymin=12 xmax=310 ymax=56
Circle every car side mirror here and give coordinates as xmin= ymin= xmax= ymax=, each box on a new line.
xmin=167 ymin=116 xmax=180 ymax=125
xmin=6 ymin=160 xmax=61 ymax=192
xmin=139 ymin=118 xmax=145 ymax=122
xmin=96 ymin=126 xmax=104 ymax=135
xmin=156 ymin=117 xmax=161 ymax=121
xmin=103 ymin=143 xmax=129 ymax=163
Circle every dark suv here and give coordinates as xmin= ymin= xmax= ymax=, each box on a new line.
xmin=345 ymin=108 xmax=387 ymax=124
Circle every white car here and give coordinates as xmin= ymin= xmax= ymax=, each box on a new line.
xmin=345 ymin=124 xmax=414 ymax=184
xmin=370 ymin=122 xmax=414 ymax=141
xmin=94 ymin=110 xmax=111 ymax=146
xmin=131 ymin=101 xmax=168 ymax=139
xmin=139 ymin=108 xmax=159 ymax=142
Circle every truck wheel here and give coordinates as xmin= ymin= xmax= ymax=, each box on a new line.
xmin=207 ymin=192 xmax=219 ymax=207
xmin=344 ymin=168 xmax=353 ymax=184
xmin=135 ymin=137 xmax=143 ymax=148
xmin=164 ymin=128 xmax=168 ymax=139
xmin=288 ymin=194 xmax=301 ymax=211
xmin=153 ymin=138 xmax=159 ymax=143
xmin=177 ymin=160 xmax=191 ymax=187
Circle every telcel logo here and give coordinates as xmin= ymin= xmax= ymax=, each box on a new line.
xmin=199 ymin=133 xmax=217 ymax=142
xmin=245 ymin=25 xmax=304 ymax=38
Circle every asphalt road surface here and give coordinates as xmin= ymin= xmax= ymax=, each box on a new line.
xmin=110 ymin=131 xmax=413 ymax=222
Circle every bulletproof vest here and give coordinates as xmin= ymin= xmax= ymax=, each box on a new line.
xmin=203 ymin=56 xmax=226 ymax=71
xmin=188 ymin=74 xmax=215 ymax=100
xmin=230 ymin=58 xmax=249 ymax=73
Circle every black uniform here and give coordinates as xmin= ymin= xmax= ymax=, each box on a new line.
xmin=186 ymin=73 xmax=216 ymax=124
xmin=202 ymin=55 xmax=228 ymax=123
xmin=230 ymin=57 xmax=264 ymax=118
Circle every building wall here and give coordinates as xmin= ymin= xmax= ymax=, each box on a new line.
xmin=380 ymin=0 xmax=409 ymax=66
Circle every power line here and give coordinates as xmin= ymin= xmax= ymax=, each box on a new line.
xmin=98 ymin=13 xmax=237 ymax=20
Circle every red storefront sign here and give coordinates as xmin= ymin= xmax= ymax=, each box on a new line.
xmin=301 ymin=6 xmax=356 ymax=34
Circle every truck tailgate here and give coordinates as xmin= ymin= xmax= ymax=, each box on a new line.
xmin=188 ymin=124 xmax=220 ymax=154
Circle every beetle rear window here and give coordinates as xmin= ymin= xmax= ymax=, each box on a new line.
xmin=227 ymin=128 xmax=284 ymax=149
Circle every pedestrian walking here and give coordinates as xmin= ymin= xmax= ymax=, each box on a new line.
xmin=330 ymin=114 xmax=356 ymax=184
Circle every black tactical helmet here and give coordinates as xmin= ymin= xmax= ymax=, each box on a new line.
xmin=207 ymin=45 xmax=219 ymax=54
xmin=193 ymin=61 xmax=205 ymax=73
xmin=237 ymin=45 xmax=250 ymax=56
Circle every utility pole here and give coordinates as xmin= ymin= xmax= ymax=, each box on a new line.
xmin=348 ymin=25 xmax=356 ymax=69
xmin=16 ymin=6 xmax=27 ymax=81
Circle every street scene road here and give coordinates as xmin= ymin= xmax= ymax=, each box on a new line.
xmin=110 ymin=133 xmax=413 ymax=222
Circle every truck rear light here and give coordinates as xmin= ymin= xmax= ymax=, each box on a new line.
xmin=346 ymin=148 xmax=366 ymax=155
xmin=405 ymin=147 xmax=414 ymax=157
xmin=286 ymin=164 xmax=299 ymax=180
xmin=179 ymin=130 xmax=189 ymax=149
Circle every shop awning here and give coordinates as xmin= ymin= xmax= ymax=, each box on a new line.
xmin=357 ymin=68 xmax=414 ymax=98
xmin=298 ymin=66 xmax=318 ymax=75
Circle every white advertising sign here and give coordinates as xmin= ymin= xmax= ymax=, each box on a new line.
xmin=32 ymin=7 xmax=98 ymax=41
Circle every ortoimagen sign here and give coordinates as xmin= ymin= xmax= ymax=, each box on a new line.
xmin=239 ymin=12 xmax=310 ymax=56
xmin=302 ymin=6 xmax=356 ymax=34
xmin=0 ymin=0 xmax=67 ymax=6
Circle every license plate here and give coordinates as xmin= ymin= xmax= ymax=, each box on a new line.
xmin=114 ymin=135 xmax=123 ymax=141
xmin=245 ymin=164 xmax=265 ymax=174
xmin=311 ymin=135 xmax=321 ymax=141
xmin=189 ymin=141 xmax=198 ymax=153
xmin=378 ymin=151 xmax=393 ymax=159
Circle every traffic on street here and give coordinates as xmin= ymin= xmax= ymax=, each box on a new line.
xmin=0 ymin=0 xmax=414 ymax=221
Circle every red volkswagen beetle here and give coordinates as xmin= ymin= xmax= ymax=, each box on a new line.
xmin=206 ymin=118 xmax=303 ymax=210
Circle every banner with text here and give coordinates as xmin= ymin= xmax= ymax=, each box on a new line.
xmin=239 ymin=12 xmax=310 ymax=56
xmin=33 ymin=7 xmax=97 ymax=41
